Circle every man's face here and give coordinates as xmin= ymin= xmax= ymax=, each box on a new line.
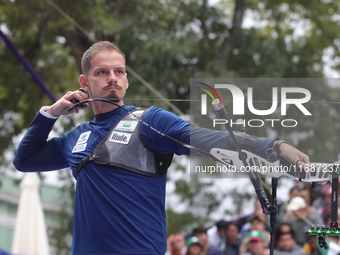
xmin=226 ymin=225 xmax=238 ymax=243
xmin=194 ymin=233 xmax=208 ymax=246
xmin=80 ymin=50 xmax=129 ymax=101
xmin=251 ymin=219 xmax=265 ymax=231
xmin=188 ymin=244 xmax=202 ymax=255
xmin=278 ymin=233 xmax=295 ymax=251
xmin=289 ymin=188 xmax=299 ymax=199
xmin=293 ymin=208 xmax=307 ymax=219
xmin=170 ymin=238 xmax=185 ymax=252
xmin=248 ymin=240 xmax=264 ymax=255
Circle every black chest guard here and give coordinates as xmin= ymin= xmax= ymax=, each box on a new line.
xmin=76 ymin=108 xmax=173 ymax=178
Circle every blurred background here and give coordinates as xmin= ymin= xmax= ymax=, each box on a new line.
xmin=1 ymin=0 xmax=340 ymax=254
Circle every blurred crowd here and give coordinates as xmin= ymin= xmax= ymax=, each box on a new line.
xmin=165 ymin=182 xmax=340 ymax=255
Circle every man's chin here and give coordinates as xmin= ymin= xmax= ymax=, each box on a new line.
xmin=106 ymin=92 xmax=122 ymax=102
xmin=109 ymin=98 xmax=121 ymax=103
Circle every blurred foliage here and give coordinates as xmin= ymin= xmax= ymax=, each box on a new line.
xmin=1 ymin=0 xmax=340 ymax=251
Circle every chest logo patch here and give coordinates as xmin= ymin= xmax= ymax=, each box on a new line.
xmin=109 ymin=131 xmax=132 ymax=144
xmin=115 ymin=121 xmax=138 ymax=132
xmin=76 ymin=131 xmax=91 ymax=145
xmin=72 ymin=143 xmax=87 ymax=153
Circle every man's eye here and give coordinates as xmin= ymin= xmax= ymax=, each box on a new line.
xmin=98 ymin=70 xmax=106 ymax=75
xmin=116 ymin=70 xmax=125 ymax=74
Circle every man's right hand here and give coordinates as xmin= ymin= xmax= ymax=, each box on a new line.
xmin=45 ymin=90 xmax=89 ymax=116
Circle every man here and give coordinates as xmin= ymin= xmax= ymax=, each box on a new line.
xmin=242 ymin=230 xmax=269 ymax=255
xmin=186 ymin=236 xmax=203 ymax=255
xmin=274 ymin=231 xmax=306 ymax=255
xmin=278 ymin=186 xmax=300 ymax=221
xmin=207 ymin=220 xmax=228 ymax=250
xmin=239 ymin=215 xmax=270 ymax=254
xmin=285 ymin=196 xmax=318 ymax=246
xmin=13 ymin=41 xmax=309 ymax=254
xmin=224 ymin=222 xmax=240 ymax=255
xmin=166 ymin=234 xmax=186 ymax=255
xmin=192 ymin=227 xmax=224 ymax=255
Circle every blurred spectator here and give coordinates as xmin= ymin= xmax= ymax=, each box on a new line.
xmin=240 ymin=200 xmax=270 ymax=238
xmin=274 ymin=231 xmax=306 ymax=255
xmin=207 ymin=220 xmax=228 ymax=250
xmin=318 ymin=185 xmax=337 ymax=226
xmin=283 ymin=192 xmax=318 ymax=224
xmin=299 ymin=189 xmax=317 ymax=215
xmin=166 ymin=234 xmax=186 ymax=255
xmin=185 ymin=236 xmax=203 ymax=255
xmin=239 ymin=216 xmax=270 ymax=254
xmin=283 ymin=196 xmax=318 ymax=246
xmin=224 ymin=222 xmax=240 ymax=255
xmin=276 ymin=222 xmax=294 ymax=233
xmin=303 ymin=235 xmax=320 ymax=255
xmin=323 ymin=210 xmax=340 ymax=227
xmin=192 ymin=227 xmax=224 ymax=255
xmin=275 ymin=222 xmax=294 ymax=248
xmin=312 ymin=184 xmax=332 ymax=224
xmin=241 ymin=230 xmax=269 ymax=255
xmin=278 ymin=186 xmax=300 ymax=221
xmin=324 ymin=236 xmax=340 ymax=255
xmin=321 ymin=213 xmax=340 ymax=255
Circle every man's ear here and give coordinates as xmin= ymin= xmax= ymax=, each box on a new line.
xmin=79 ymin=75 xmax=89 ymax=91
xmin=126 ymin=73 xmax=129 ymax=89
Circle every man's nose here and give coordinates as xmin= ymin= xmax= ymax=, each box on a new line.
xmin=108 ymin=70 xmax=117 ymax=84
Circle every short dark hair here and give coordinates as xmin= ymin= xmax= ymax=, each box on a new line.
xmin=192 ymin=227 xmax=207 ymax=236
xmin=278 ymin=231 xmax=295 ymax=240
xmin=289 ymin=186 xmax=299 ymax=195
xmin=215 ymin=220 xmax=228 ymax=230
xmin=227 ymin=222 xmax=240 ymax=232
xmin=81 ymin=41 xmax=126 ymax=75
xmin=274 ymin=223 xmax=295 ymax=246
xmin=251 ymin=215 xmax=263 ymax=223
